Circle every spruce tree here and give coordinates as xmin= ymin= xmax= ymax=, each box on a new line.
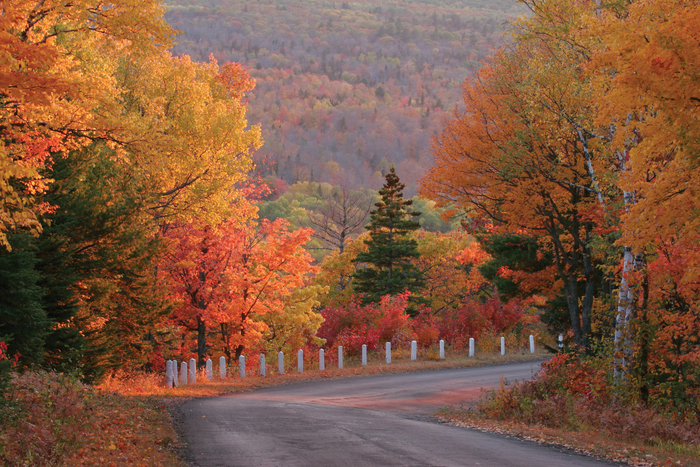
xmin=352 ymin=167 xmax=425 ymax=310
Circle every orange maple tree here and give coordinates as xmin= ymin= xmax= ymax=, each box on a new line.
xmin=160 ymin=213 xmax=319 ymax=366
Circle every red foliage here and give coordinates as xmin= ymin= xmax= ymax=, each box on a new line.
xmin=539 ymin=353 xmax=611 ymax=402
xmin=477 ymin=296 xmax=525 ymax=332
xmin=319 ymin=291 xmax=531 ymax=353
xmin=318 ymin=292 xmax=415 ymax=355
xmin=437 ymin=297 xmax=526 ymax=349
xmin=0 ymin=340 xmax=19 ymax=367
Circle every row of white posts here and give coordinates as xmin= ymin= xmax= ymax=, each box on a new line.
xmin=166 ymin=335 xmax=537 ymax=388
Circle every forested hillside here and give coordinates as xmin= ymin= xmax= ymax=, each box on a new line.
xmin=163 ymin=0 xmax=522 ymax=194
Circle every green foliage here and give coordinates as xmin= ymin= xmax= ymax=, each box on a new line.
xmin=477 ymin=234 xmax=551 ymax=301
xmin=0 ymin=234 xmax=49 ymax=365
xmin=352 ymin=167 xmax=425 ymax=310
xmin=257 ymin=181 xmax=328 ymax=229
xmin=477 ymin=234 xmax=571 ymax=337
xmin=0 ymin=145 xmax=170 ymax=382
xmin=412 ymin=197 xmax=462 ymax=233
xmin=40 ymin=147 xmax=169 ymax=382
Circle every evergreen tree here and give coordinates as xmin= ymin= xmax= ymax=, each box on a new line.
xmin=0 ymin=233 xmax=49 ymax=365
xmin=352 ymin=167 xmax=425 ymax=311
xmin=36 ymin=145 xmax=169 ymax=382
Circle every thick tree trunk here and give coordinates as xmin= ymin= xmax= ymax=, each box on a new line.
xmin=581 ymin=258 xmax=595 ymax=350
xmin=220 ymin=323 xmax=233 ymax=362
xmin=234 ymin=344 xmax=244 ymax=362
xmin=197 ymin=315 xmax=207 ymax=368
xmin=234 ymin=312 xmax=247 ymax=361
xmin=565 ymin=273 xmax=583 ymax=346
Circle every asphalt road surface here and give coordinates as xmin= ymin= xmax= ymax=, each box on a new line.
xmin=180 ymin=361 xmax=622 ymax=467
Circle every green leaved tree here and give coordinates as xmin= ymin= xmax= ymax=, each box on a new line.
xmin=352 ymin=167 xmax=425 ymax=312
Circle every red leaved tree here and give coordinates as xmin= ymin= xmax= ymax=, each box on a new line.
xmin=160 ymin=216 xmax=317 ymax=366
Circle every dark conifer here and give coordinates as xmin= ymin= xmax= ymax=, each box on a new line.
xmin=352 ymin=166 xmax=425 ymax=312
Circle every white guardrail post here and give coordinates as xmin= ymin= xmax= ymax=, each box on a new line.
xmin=239 ymin=355 xmax=246 ymax=377
xmin=189 ymin=358 xmax=197 ymax=383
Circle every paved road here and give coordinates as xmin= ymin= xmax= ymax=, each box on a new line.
xmin=180 ymin=362 xmax=622 ymax=466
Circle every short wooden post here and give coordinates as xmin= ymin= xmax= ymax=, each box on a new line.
xmin=189 ymin=358 xmax=197 ymax=383
xmin=206 ymin=358 xmax=213 ymax=381
xmin=166 ymin=360 xmax=173 ymax=388
xmin=319 ymin=349 xmax=325 ymax=371
xmin=439 ymin=339 xmax=445 ymax=359
xmin=469 ymin=338 xmax=475 ymax=357
xmin=410 ymin=340 xmax=417 ymax=361
xmin=338 ymin=346 xmax=343 ymax=369
xmin=386 ymin=342 xmax=391 ymax=364
xmin=501 ymin=336 xmax=505 ymax=356
xmin=278 ymin=351 xmax=284 ymax=374
xmin=297 ymin=349 xmax=304 ymax=372
xmin=529 ymin=335 xmax=535 ymax=353
xmin=239 ymin=355 xmax=246 ymax=377
xmin=180 ymin=361 xmax=188 ymax=386
xmin=361 ymin=344 xmax=367 ymax=366
xmin=171 ymin=360 xmax=178 ymax=388
xmin=260 ymin=354 xmax=266 ymax=376
xmin=219 ymin=356 xmax=226 ymax=379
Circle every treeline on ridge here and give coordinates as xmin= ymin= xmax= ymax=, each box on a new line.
xmin=163 ymin=0 xmax=523 ymax=195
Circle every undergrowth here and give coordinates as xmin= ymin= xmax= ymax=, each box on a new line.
xmin=441 ymin=353 xmax=700 ymax=466
xmin=0 ymin=371 xmax=181 ymax=467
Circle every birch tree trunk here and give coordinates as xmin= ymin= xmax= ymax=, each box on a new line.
xmin=613 ymin=146 xmax=640 ymax=379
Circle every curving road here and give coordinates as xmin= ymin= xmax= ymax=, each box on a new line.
xmin=180 ymin=361 xmax=622 ymax=466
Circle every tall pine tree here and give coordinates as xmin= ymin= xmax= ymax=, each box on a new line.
xmin=352 ymin=167 xmax=425 ymax=311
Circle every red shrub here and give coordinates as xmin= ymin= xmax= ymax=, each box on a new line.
xmin=318 ymin=292 xmax=415 ymax=355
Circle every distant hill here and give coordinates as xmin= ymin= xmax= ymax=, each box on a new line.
xmin=164 ymin=0 xmax=522 ymax=195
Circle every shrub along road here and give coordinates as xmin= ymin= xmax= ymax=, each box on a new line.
xmin=180 ymin=361 xmax=623 ymax=466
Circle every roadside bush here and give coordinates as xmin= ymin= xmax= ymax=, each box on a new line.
xmin=319 ymin=290 xmax=541 ymax=356
xmin=475 ymin=352 xmax=700 ymax=446
xmin=0 ymin=371 xmax=87 ymax=466
xmin=318 ymin=292 xmax=415 ymax=355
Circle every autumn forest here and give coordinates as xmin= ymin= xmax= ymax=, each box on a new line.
xmin=2 ymin=0 xmax=700 ymax=463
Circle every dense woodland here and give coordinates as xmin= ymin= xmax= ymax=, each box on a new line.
xmin=164 ymin=0 xmax=523 ymax=194
xmin=2 ymin=2 xmax=700 ymax=460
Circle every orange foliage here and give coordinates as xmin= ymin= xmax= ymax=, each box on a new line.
xmin=161 ymin=214 xmax=318 ymax=364
xmin=0 ymin=0 xmax=172 ymax=249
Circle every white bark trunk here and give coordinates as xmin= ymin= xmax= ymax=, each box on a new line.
xmin=614 ymin=143 xmax=639 ymax=379
xmin=614 ymin=245 xmax=635 ymax=378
